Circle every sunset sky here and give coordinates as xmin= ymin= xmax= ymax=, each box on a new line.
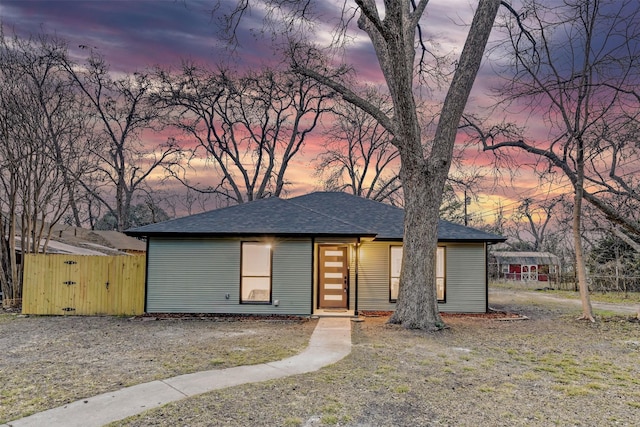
xmin=1 ymin=0 xmax=562 ymax=223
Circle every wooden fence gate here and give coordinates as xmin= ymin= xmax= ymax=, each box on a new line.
xmin=22 ymin=254 xmax=145 ymax=315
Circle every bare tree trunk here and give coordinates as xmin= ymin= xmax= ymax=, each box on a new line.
xmin=574 ymin=147 xmax=594 ymax=321
xmin=391 ymin=166 xmax=443 ymax=328
xmin=389 ymin=0 xmax=501 ymax=329
xmin=8 ymin=202 xmax=19 ymax=302
xmin=0 ymin=214 xmax=9 ymax=304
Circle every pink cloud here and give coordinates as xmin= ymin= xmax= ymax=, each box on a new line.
xmin=2 ymin=0 xmax=564 ymax=220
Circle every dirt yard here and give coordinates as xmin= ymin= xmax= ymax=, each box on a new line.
xmin=0 ymin=315 xmax=316 ymax=423
xmin=2 ymin=291 xmax=639 ymax=426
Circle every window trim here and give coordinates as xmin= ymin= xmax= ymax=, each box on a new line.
xmin=436 ymin=246 xmax=446 ymax=304
xmin=240 ymin=241 xmax=273 ymax=304
xmin=389 ymin=245 xmax=402 ymax=303
xmin=389 ymin=245 xmax=446 ymax=303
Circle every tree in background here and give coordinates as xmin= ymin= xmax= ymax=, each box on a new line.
xmin=60 ymin=51 xmax=181 ymax=232
xmin=507 ymin=197 xmax=560 ymax=252
xmin=315 ymin=87 xmax=402 ymax=204
xmin=477 ymin=0 xmax=640 ymax=321
xmin=315 ymin=87 xmax=482 ymax=221
xmin=494 ymin=195 xmax=574 ymax=268
xmin=156 ymin=64 xmax=330 ymax=203
xmin=94 ymin=203 xmax=170 ymax=231
xmin=588 ymin=229 xmax=640 ymax=295
xmin=0 ymin=30 xmax=93 ymax=305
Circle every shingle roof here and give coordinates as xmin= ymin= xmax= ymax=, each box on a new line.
xmin=492 ymin=251 xmax=560 ymax=265
xmin=126 ymin=192 xmax=505 ymax=242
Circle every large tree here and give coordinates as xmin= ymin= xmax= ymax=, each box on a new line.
xmin=315 ymin=87 xmax=401 ymax=204
xmin=156 ymin=64 xmax=330 ymax=203
xmin=509 ymin=197 xmax=560 ymax=252
xmin=478 ymin=0 xmax=640 ymax=321
xmin=0 ymin=31 xmax=93 ymax=305
xmin=59 ymin=51 xmax=181 ymax=231
xmin=315 ymin=87 xmax=482 ymax=219
xmin=222 ymin=1 xmax=502 ymax=329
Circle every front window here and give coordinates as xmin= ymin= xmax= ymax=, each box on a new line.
xmin=436 ymin=247 xmax=445 ymax=301
xmin=390 ymin=246 xmax=402 ymax=301
xmin=390 ymin=246 xmax=445 ymax=302
xmin=241 ymin=242 xmax=271 ymax=303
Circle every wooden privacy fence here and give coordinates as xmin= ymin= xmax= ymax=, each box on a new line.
xmin=22 ymin=254 xmax=146 ymax=315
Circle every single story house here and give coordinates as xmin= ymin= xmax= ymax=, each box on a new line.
xmin=491 ymin=251 xmax=561 ymax=283
xmin=126 ymin=192 xmax=506 ymax=315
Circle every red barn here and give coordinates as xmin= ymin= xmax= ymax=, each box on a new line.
xmin=491 ymin=251 xmax=561 ymax=283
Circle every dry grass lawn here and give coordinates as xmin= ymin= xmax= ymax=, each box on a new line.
xmin=116 ymin=294 xmax=640 ymax=426
xmin=0 ymin=315 xmax=316 ymax=423
xmin=2 ymin=290 xmax=639 ymax=426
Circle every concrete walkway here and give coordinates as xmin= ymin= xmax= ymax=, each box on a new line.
xmin=3 ymin=317 xmax=352 ymax=427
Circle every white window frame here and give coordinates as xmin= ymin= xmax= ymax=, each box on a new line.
xmin=240 ymin=242 xmax=272 ymax=304
xmin=389 ymin=246 xmax=402 ymax=302
xmin=390 ymin=245 xmax=446 ymax=303
xmin=436 ymin=246 xmax=446 ymax=302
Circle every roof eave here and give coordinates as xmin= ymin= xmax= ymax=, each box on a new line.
xmin=126 ymin=231 xmax=506 ymax=244
xmin=125 ymin=231 xmax=378 ymax=239
xmin=438 ymin=238 xmax=508 ymax=244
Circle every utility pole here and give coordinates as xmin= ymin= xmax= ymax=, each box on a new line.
xmin=464 ymin=188 xmax=470 ymax=226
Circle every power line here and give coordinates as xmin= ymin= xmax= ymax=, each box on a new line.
xmin=468 ymin=167 xmax=640 ymax=221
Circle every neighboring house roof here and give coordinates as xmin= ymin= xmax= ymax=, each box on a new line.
xmin=492 ymin=251 xmax=560 ymax=265
xmin=126 ymin=192 xmax=506 ymax=243
xmin=13 ymin=236 xmax=109 ymax=256
xmin=45 ymin=240 xmax=112 ymax=256
xmin=3 ymin=217 xmax=144 ymax=255
xmin=87 ymin=230 xmax=146 ymax=252
xmin=49 ymin=225 xmax=146 ymax=253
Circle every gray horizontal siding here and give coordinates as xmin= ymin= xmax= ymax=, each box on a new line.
xmin=438 ymin=243 xmax=486 ymax=313
xmin=146 ymin=238 xmax=238 ymax=313
xmin=356 ymin=242 xmax=487 ymax=313
xmin=357 ymin=242 xmax=396 ymax=311
xmin=146 ymin=238 xmax=312 ymax=315
xmin=272 ymin=240 xmax=313 ymax=315
xmin=146 ymin=237 xmax=485 ymax=315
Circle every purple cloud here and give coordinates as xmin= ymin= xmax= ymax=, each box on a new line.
xmin=1 ymin=0 xmax=227 ymax=71
xmin=1 ymin=0 xmax=554 ymax=217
